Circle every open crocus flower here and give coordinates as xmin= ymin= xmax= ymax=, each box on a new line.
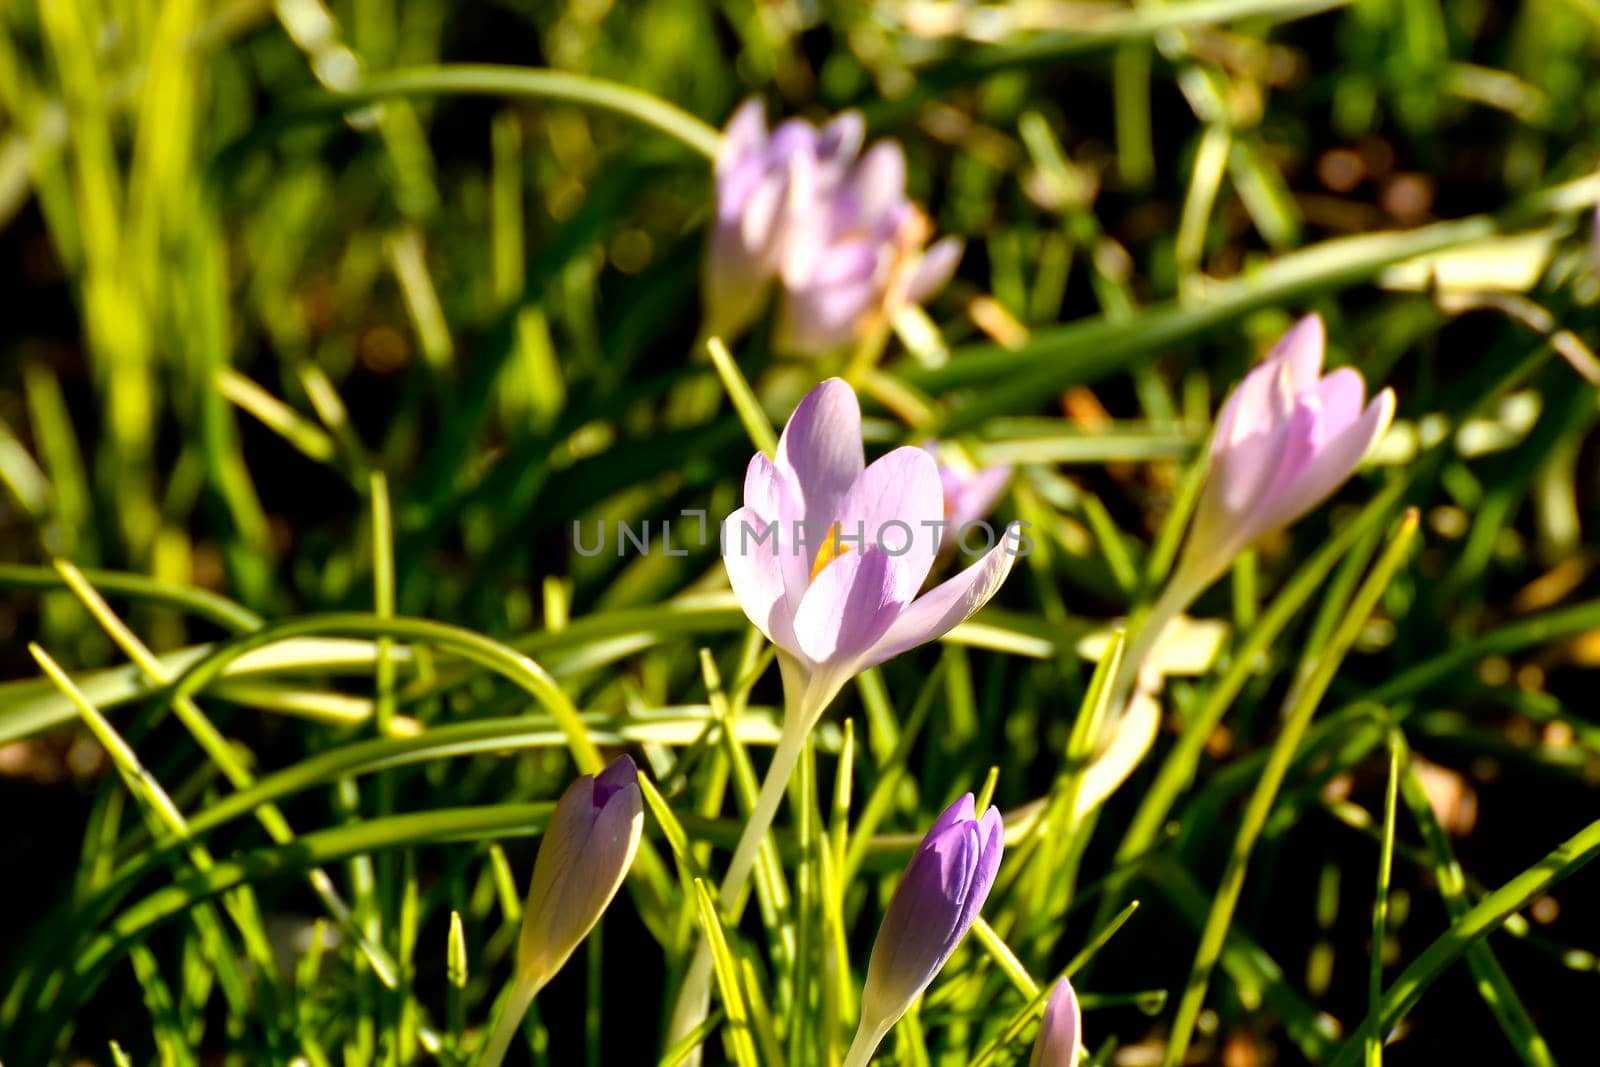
xmin=669 ymin=378 xmax=1018 ymax=1062
xmin=925 ymin=441 xmax=1012 ymax=551
xmin=845 ymin=795 xmax=1004 ymax=1067
xmin=705 ymin=97 xmax=962 ymax=357
xmin=1030 ymin=977 xmax=1083 ymax=1067
xmin=723 ymin=377 xmax=1019 ymax=719
xmin=1173 ymin=313 xmax=1395 ymax=593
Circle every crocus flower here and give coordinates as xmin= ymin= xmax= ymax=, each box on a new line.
xmin=1030 ymin=977 xmax=1083 ymax=1067
xmin=482 ymin=755 xmax=644 ymax=1067
xmin=667 ymin=380 xmax=1020 ymax=1062
xmin=723 ymin=378 xmax=1020 ymax=721
xmin=925 ymin=441 xmax=1012 ymax=551
xmin=1172 ymin=313 xmax=1395 ymax=593
xmin=1094 ymin=314 xmax=1396 ymax=820
xmin=844 ymin=795 xmax=1004 ymax=1067
xmin=515 ymin=755 xmax=643 ymax=989
xmin=705 ymin=98 xmax=962 ymax=357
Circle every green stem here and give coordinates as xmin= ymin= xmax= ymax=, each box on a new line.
xmin=477 ymin=977 xmax=542 ymax=1067
xmin=841 ymin=1019 xmax=891 ymax=1067
xmin=666 ymin=691 xmax=815 ymax=1061
xmin=1106 ymin=574 xmax=1201 ymax=729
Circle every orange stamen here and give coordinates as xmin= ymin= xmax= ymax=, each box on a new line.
xmin=809 ymin=523 xmax=851 ymax=581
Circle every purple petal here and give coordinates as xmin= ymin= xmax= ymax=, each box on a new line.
xmin=836 ymin=446 xmax=944 ymax=605
xmin=739 ymin=171 xmax=787 ymax=262
xmin=957 ymin=806 xmax=1003 ymax=935
xmin=723 ymin=504 xmax=799 ymax=655
xmin=927 ymin=793 xmax=976 ymax=840
xmin=865 ymin=819 xmax=979 ymax=1003
xmin=717 ymin=156 xmax=768 ymax=222
xmin=1269 ymin=313 xmax=1326 ymax=391
xmin=593 ymin=754 xmax=638 ymax=809
xmin=742 ymin=453 xmax=813 ymax=620
xmin=791 ymin=548 xmax=902 ymax=667
xmin=768 ymin=118 xmax=819 ymax=161
xmin=1308 ymin=366 xmax=1367 ymax=442
xmin=1030 ymin=978 xmax=1082 ymax=1067
xmin=717 ymin=98 xmax=768 ymax=178
xmin=1261 ymin=387 xmax=1396 ymax=531
xmin=851 ymin=141 xmax=908 ymax=224
xmin=817 ymin=110 xmax=865 ymax=166
xmin=906 ymin=237 xmax=964 ymax=305
xmin=943 ymin=463 xmax=1012 ymax=534
xmin=860 ymin=536 xmax=1017 ymax=670
xmin=775 ymin=379 xmax=865 ymax=525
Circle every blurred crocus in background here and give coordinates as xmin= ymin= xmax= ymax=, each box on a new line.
xmin=844 ymin=794 xmax=1004 ymax=1067
xmin=705 ymin=98 xmax=962 ymax=357
xmin=1099 ymin=313 xmax=1396 ymax=804
xmin=1030 ymin=977 xmax=1083 ymax=1066
xmin=925 ymin=441 xmax=1012 ymax=550
xmin=669 ymin=377 xmax=1018 ymax=1056
xmin=480 ymin=755 xmax=644 ymax=1067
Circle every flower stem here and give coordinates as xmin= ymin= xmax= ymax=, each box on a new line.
xmin=841 ymin=1019 xmax=891 ymax=1067
xmin=1106 ymin=577 xmax=1198 ymax=723
xmin=477 ymin=975 xmax=542 ymax=1067
xmin=665 ymin=702 xmax=814 ymax=1060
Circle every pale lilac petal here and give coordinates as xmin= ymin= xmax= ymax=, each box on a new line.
xmin=1245 ymin=399 xmax=1322 ymax=529
xmin=791 ymin=548 xmax=902 ymax=666
xmin=1270 ymin=312 xmax=1326 ymax=391
xmin=906 ymin=237 xmax=964 ymax=304
xmin=860 ymin=536 xmax=1017 ymax=670
xmin=717 ymin=156 xmax=767 ymax=221
xmin=775 ymin=378 xmax=865 ymax=525
xmin=944 ymin=464 xmax=1011 ymax=533
xmin=768 ymin=118 xmax=818 ymax=161
xmin=1030 ymin=978 xmax=1082 ymax=1067
xmin=1262 ymin=388 xmax=1395 ymax=530
xmin=1309 ymin=366 xmax=1367 ymax=441
xmin=774 ymin=283 xmax=874 ymax=357
xmin=717 ymin=98 xmax=767 ymax=178
xmin=723 ymin=504 xmax=799 ymax=654
xmin=1216 ymin=403 xmax=1305 ymax=516
xmin=836 ymin=446 xmax=944 ymax=604
xmin=743 ymin=453 xmax=791 ymax=521
xmin=817 ymin=110 xmax=865 ymax=167
xmin=740 ymin=172 xmax=787 ymax=262
xmin=852 ymin=141 xmax=908 ymax=224
xmin=1219 ymin=355 xmax=1286 ymax=449
xmin=813 ymin=241 xmax=881 ymax=286
xmin=744 ymin=453 xmax=816 ymax=616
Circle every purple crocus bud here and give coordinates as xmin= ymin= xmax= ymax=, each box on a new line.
xmin=721 ymin=378 xmax=1018 ymax=721
xmin=925 ymin=442 xmax=1012 ymax=551
xmin=515 ymin=754 xmax=644 ymax=990
xmin=1173 ymin=313 xmax=1395 ymax=592
xmin=1030 ymin=977 xmax=1083 ymax=1066
xmin=845 ymin=795 xmax=1004 ymax=1065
